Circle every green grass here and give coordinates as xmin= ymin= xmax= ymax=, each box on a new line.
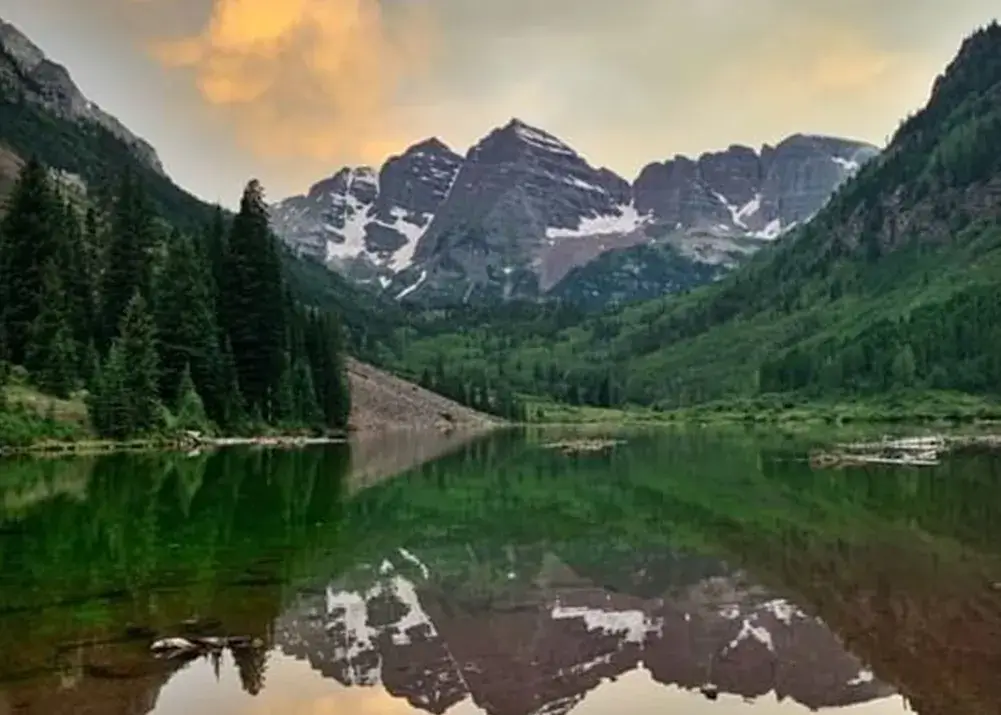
xmin=525 ymin=389 xmax=1001 ymax=428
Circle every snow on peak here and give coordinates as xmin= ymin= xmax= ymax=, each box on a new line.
xmin=508 ymin=118 xmax=576 ymax=156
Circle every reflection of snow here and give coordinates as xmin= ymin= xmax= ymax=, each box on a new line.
xmin=725 ymin=617 xmax=775 ymax=653
xmin=323 ymin=564 xmax=439 ymax=685
xmin=552 ymin=604 xmax=658 ymax=643
xmin=398 ymin=547 xmax=431 ymax=579
xmin=849 ymin=669 xmax=875 ymax=685
xmin=762 ymin=599 xmax=799 ymax=625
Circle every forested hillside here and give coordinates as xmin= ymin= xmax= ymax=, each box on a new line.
xmin=0 ymin=160 xmax=351 ymax=445
xmin=386 ymin=22 xmax=1001 ymax=414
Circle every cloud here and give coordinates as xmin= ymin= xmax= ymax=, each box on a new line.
xmin=148 ymin=0 xmax=434 ymax=167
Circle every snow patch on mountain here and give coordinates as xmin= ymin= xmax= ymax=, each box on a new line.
xmin=546 ymin=204 xmax=650 ymax=241
xmin=396 ymin=270 xmax=428 ymax=300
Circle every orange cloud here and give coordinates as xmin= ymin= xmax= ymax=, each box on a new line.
xmin=149 ymin=0 xmax=434 ymax=166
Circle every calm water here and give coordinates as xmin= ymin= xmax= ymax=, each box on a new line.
xmin=1 ymin=427 xmax=1000 ymax=715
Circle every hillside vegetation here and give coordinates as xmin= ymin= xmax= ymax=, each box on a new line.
xmin=0 ymin=160 xmax=352 ymax=448
xmin=386 ymin=23 xmax=1001 ymax=417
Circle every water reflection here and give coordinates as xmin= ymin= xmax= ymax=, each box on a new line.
xmin=1 ymin=428 xmax=1000 ymax=714
xmin=271 ymin=546 xmax=896 ymax=714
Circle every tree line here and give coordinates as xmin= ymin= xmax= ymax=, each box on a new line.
xmin=0 ymin=158 xmax=350 ymax=440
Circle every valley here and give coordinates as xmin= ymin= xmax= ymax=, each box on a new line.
xmin=3 ymin=7 xmax=1001 ymax=715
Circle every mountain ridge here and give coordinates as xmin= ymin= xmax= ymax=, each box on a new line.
xmin=271 ymin=118 xmax=877 ymax=307
xmin=0 ymin=17 xmax=165 ymax=177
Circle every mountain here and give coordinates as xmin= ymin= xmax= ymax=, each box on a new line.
xmin=389 ymin=22 xmax=1001 ymax=412
xmin=272 ymin=119 xmax=876 ymax=307
xmin=0 ymin=18 xmax=164 ymax=177
xmin=271 ymin=138 xmax=464 ymax=285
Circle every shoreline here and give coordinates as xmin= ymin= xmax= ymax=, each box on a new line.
xmin=0 ymin=432 xmax=348 ymax=458
xmin=0 ymin=421 xmax=507 ymax=458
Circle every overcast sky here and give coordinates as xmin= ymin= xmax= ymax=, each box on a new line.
xmin=1 ymin=0 xmax=998 ymax=204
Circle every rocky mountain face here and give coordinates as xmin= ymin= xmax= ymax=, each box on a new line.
xmin=274 ymin=547 xmax=894 ymax=715
xmin=270 ymin=138 xmax=463 ymax=284
xmin=272 ymin=119 xmax=877 ymax=307
xmin=0 ymin=17 xmax=165 ymax=177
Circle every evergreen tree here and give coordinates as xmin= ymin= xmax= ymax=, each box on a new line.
xmin=292 ymin=358 xmax=322 ymax=426
xmin=25 ymin=262 xmax=77 ymax=398
xmin=221 ymin=180 xmax=286 ymax=420
xmin=175 ymin=363 xmax=210 ymax=432
xmin=218 ymin=337 xmax=246 ymax=430
xmin=91 ymin=292 xmax=162 ymax=438
xmin=100 ymin=170 xmax=158 ymax=349
xmin=0 ymin=158 xmax=61 ymax=364
xmin=88 ymin=343 xmax=130 ymax=439
xmin=119 ymin=293 xmax=162 ymax=433
xmin=273 ymin=352 xmax=295 ymax=424
xmin=58 ymin=199 xmax=96 ymax=352
xmin=81 ymin=340 xmax=101 ymax=391
xmin=203 ymin=205 xmax=228 ymax=318
xmin=891 ymin=344 xmax=918 ymax=388
xmin=154 ymin=231 xmax=223 ymax=417
xmin=304 ymin=312 xmax=351 ymax=430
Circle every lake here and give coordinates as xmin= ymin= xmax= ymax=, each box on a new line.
xmin=0 ymin=426 xmax=999 ymax=714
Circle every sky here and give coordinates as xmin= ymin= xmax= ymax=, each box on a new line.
xmin=0 ymin=0 xmax=998 ymax=205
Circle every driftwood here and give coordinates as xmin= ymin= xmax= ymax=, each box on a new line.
xmin=543 ymin=438 xmax=623 ymax=455
xmin=150 ymin=635 xmax=264 ymax=660
xmin=810 ymin=434 xmax=1001 ymax=469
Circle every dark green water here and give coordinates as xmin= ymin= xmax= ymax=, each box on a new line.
xmin=1 ymin=427 xmax=1000 ymax=715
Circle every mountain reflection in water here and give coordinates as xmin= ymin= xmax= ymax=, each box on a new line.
xmin=1 ymin=427 xmax=999 ymax=714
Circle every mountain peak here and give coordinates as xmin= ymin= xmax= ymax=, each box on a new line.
xmin=489 ymin=117 xmax=576 ymax=157
xmin=403 ymin=136 xmax=456 ymax=157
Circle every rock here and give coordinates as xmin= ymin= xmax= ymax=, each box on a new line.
xmin=270 ymin=139 xmax=462 ymax=276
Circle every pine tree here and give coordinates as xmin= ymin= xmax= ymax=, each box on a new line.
xmin=81 ymin=340 xmax=101 ymax=391
xmin=221 ymin=180 xmax=287 ymax=420
xmin=304 ymin=312 xmax=351 ymax=430
xmin=203 ymin=205 xmax=228 ymax=316
xmin=273 ymin=352 xmax=295 ymax=425
xmin=58 ymin=199 xmax=96 ymax=353
xmin=218 ymin=337 xmax=246 ymax=430
xmin=175 ymin=363 xmax=210 ymax=432
xmin=100 ymin=170 xmax=158 ymax=349
xmin=25 ymin=262 xmax=77 ymax=398
xmin=119 ymin=293 xmax=162 ymax=433
xmin=0 ymin=158 xmax=61 ymax=365
xmin=154 ymin=231 xmax=224 ymax=417
xmin=88 ymin=342 xmax=130 ymax=439
xmin=89 ymin=292 xmax=162 ymax=438
xmin=292 ymin=358 xmax=322 ymax=426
